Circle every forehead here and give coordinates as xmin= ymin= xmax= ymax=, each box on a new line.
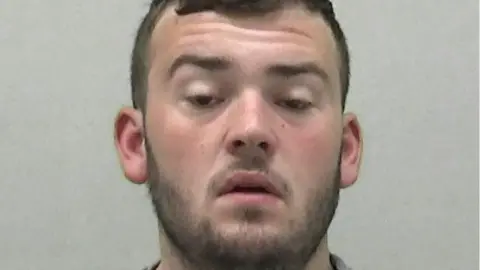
xmin=149 ymin=5 xmax=339 ymax=78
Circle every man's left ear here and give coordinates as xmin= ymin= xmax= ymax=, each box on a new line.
xmin=339 ymin=112 xmax=363 ymax=189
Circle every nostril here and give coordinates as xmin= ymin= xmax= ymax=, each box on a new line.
xmin=232 ymin=140 xmax=245 ymax=148
xmin=230 ymin=139 xmax=269 ymax=153
xmin=258 ymin=141 xmax=269 ymax=151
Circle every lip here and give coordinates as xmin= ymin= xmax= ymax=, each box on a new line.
xmin=218 ymin=171 xmax=283 ymax=198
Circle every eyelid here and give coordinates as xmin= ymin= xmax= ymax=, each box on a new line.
xmin=288 ymin=85 xmax=314 ymax=101
xmin=183 ymin=80 xmax=216 ymax=95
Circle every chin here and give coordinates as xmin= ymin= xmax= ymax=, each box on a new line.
xmin=214 ymin=215 xmax=285 ymax=242
xmin=214 ymin=200 xmax=286 ymax=223
xmin=205 ymin=223 xmax=292 ymax=264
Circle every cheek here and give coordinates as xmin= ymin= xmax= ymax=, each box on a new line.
xmin=280 ymin=119 xmax=341 ymax=198
xmin=145 ymin=104 xmax=222 ymax=202
xmin=145 ymin=106 xmax=203 ymax=183
xmin=287 ymin=124 xmax=340 ymax=170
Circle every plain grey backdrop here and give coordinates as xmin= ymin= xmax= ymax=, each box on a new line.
xmin=0 ymin=0 xmax=478 ymax=269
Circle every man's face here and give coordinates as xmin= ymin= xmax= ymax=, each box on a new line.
xmin=115 ymin=4 xmax=362 ymax=269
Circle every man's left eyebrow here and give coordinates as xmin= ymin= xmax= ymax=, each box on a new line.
xmin=266 ymin=62 xmax=329 ymax=82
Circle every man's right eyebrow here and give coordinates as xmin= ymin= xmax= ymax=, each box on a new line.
xmin=167 ymin=54 xmax=231 ymax=78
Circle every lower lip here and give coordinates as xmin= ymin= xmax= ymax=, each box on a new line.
xmin=220 ymin=192 xmax=280 ymax=204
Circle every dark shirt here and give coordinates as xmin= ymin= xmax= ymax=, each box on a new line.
xmin=142 ymin=254 xmax=351 ymax=270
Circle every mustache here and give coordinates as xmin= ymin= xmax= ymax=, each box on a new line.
xmin=208 ymin=158 xmax=290 ymax=197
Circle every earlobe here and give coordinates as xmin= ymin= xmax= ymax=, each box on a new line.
xmin=339 ymin=112 xmax=363 ymax=189
xmin=114 ymin=107 xmax=148 ymax=184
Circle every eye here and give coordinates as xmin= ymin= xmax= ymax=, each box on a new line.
xmin=277 ymin=98 xmax=313 ymax=111
xmin=186 ymin=94 xmax=224 ymax=108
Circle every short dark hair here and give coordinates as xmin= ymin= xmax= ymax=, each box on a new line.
xmin=130 ymin=0 xmax=350 ymax=111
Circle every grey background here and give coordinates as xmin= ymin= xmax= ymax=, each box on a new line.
xmin=0 ymin=0 xmax=478 ymax=269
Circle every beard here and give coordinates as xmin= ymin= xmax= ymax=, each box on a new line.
xmin=145 ymin=140 xmax=341 ymax=270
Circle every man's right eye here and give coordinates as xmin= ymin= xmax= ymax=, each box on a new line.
xmin=186 ymin=94 xmax=223 ymax=108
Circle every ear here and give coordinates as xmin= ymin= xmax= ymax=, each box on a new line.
xmin=339 ymin=112 xmax=363 ymax=189
xmin=114 ymin=107 xmax=147 ymax=184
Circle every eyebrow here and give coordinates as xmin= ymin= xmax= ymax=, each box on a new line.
xmin=167 ymin=54 xmax=231 ymax=78
xmin=167 ymin=54 xmax=329 ymax=82
xmin=266 ymin=62 xmax=329 ymax=82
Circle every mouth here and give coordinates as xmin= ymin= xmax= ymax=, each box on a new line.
xmin=218 ymin=171 xmax=282 ymax=199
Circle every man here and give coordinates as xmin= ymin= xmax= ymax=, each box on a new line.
xmin=114 ymin=0 xmax=363 ymax=269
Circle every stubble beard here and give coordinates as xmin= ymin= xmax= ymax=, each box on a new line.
xmin=145 ymin=141 xmax=341 ymax=270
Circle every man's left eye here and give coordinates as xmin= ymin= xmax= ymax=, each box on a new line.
xmin=277 ymin=99 xmax=313 ymax=111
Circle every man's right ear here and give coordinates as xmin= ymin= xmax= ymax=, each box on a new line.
xmin=114 ymin=107 xmax=148 ymax=184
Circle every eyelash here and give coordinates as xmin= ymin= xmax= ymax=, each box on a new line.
xmin=276 ymin=98 xmax=313 ymax=111
xmin=186 ymin=94 xmax=224 ymax=108
xmin=186 ymin=93 xmax=312 ymax=113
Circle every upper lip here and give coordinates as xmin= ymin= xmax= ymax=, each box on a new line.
xmin=218 ymin=171 xmax=282 ymax=198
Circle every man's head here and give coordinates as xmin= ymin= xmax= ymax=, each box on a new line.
xmin=115 ymin=1 xmax=362 ymax=269
xmin=130 ymin=0 xmax=350 ymax=112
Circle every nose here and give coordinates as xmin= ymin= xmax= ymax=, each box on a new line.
xmin=224 ymin=91 xmax=277 ymax=159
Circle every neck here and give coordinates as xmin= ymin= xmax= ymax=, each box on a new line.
xmin=156 ymin=234 xmax=335 ymax=270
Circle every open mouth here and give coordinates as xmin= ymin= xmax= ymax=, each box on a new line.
xmin=229 ymin=186 xmax=271 ymax=194
xmin=218 ymin=171 xmax=282 ymax=198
